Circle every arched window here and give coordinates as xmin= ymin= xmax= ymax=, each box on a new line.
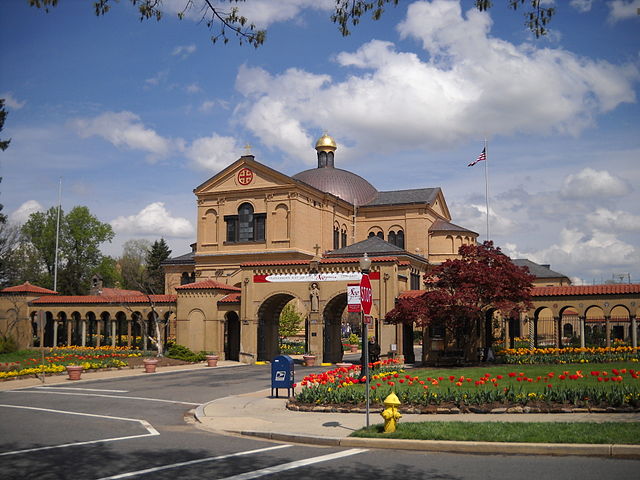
xmin=377 ymin=231 xmax=384 ymax=239
xmin=388 ymin=231 xmax=396 ymax=245
xmin=225 ymin=203 xmax=266 ymax=243
xmin=341 ymin=226 xmax=347 ymax=248
xmin=368 ymin=232 xmax=375 ymax=238
xmin=387 ymin=230 xmax=405 ymax=248
xmin=563 ymin=323 xmax=573 ymax=338
xmin=333 ymin=226 xmax=340 ymax=249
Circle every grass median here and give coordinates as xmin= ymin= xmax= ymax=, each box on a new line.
xmin=351 ymin=421 xmax=640 ymax=444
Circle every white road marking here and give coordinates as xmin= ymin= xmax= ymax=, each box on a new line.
xmin=35 ymin=386 xmax=129 ymax=393
xmin=216 ymin=448 xmax=369 ymax=480
xmin=0 ymin=404 xmax=159 ymax=456
xmin=95 ymin=445 xmax=293 ymax=480
xmin=8 ymin=389 xmax=200 ymax=406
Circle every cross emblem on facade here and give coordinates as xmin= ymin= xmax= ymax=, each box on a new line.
xmin=313 ymin=243 xmax=321 ymax=256
xmin=237 ymin=167 xmax=254 ymax=185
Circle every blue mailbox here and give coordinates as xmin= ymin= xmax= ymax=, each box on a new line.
xmin=271 ymin=355 xmax=294 ymax=398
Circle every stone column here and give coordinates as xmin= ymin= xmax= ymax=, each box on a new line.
xmin=67 ymin=319 xmax=73 ymax=346
xmin=605 ymin=315 xmax=611 ymax=348
xmin=111 ymin=319 xmax=117 ymax=347
xmin=81 ymin=319 xmax=87 ymax=347
xmin=554 ymin=316 xmax=560 ymax=348
xmin=579 ymin=316 xmax=586 ymax=349
xmin=630 ymin=315 xmax=637 ymax=349
xmin=96 ymin=320 xmax=102 ymax=347
xmin=503 ymin=317 xmax=510 ymax=350
xmin=127 ymin=320 xmax=132 ymax=348
xmin=52 ymin=319 xmax=58 ymax=348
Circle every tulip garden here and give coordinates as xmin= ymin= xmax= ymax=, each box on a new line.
xmin=0 ymin=346 xmax=142 ymax=380
xmin=293 ymin=352 xmax=640 ymax=411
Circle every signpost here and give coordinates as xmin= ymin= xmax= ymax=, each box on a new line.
xmin=359 ymin=269 xmax=372 ymax=428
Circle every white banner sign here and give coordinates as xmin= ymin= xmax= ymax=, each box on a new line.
xmin=254 ymin=272 xmax=363 ymax=283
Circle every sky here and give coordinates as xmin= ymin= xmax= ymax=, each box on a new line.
xmin=1 ymin=0 xmax=639 ymax=285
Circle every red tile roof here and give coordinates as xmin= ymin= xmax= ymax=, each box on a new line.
xmin=175 ymin=279 xmax=241 ymax=292
xmin=1 ymin=282 xmax=58 ymax=295
xmin=31 ymin=294 xmax=176 ymax=305
xmin=532 ymin=284 xmax=640 ymax=297
xmin=398 ymin=290 xmax=426 ymax=298
xmin=219 ymin=293 xmax=241 ymax=304
xmin=99 ymin=287 xmax=143 ymax=296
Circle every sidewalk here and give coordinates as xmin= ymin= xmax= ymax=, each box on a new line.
xmin=194 ymin=386 xmax=640 ymax=458
xmin=2 ymin=361 xmax=639 ymax=458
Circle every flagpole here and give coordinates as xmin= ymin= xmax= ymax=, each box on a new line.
xmin=483 ymin=139 xmax=490 ymax=241
xmin=53 ymin=177 xmax=62 ymax=292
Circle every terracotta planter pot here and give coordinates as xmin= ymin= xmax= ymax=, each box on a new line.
xmin=302 ymin=355 xmax=316 ymax=367
xmin=206 ymin=355 xmax=219 ymax=367
xmin=143 ymin=358 xmax=159 ymax=373
xmin=66 ymin=365 xmax=83 ymax=381
xmin=349 ymin=345 xmax=359 ymax=353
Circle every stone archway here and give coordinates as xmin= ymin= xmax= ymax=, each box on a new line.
xmin=257 ymin=293 xmax=295 ymax=362
xmin=323 ymin=293 xmax=346 ymax=364
xmin=225 ymin=311 xmax=241 ymax=361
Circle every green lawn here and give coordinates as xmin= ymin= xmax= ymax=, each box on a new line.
xmin=351 ymin=421 xmax=640 ymax=444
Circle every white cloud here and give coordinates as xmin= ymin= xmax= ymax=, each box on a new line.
xmin=145 ymin=70 xmax=168 ymax=87
xmin=71 ymin=111 xmax=172 ymax=161
xmin=608 ymin=0 xmax=640 ymax=22
xmin=9 ymin=200 xmax=43 ymax=224
xmin=110 ymin=202 xmax=194 ymax=237
xmin=185 ymin=133 xmax=243 ymax=171
xmin=502 ymin=228 xmax=639 ymax=278
xmin=570 ymin=0 xmax=593 ymax=12
xmin=199 ymin=100 xmax=217 ymax=113
xmin=186 ymin=83 xmax=201 ymax=94
xmin=1 ymin=92 xmax=26 ymax=110
xmin=586 ymin=207 xmax=640 ymax=231
xmin=171 ymin=44 xmax=196 ymax=57
xmin=560 ymin=167 xmax=631 ymax=199
xmin=234 ymin=0 xmax=638 ymax=160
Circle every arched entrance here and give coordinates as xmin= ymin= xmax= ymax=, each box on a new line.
xmin=322 ymin=294 xmax=345 ymax=364
xmin=402 ymin=323 xmax=415 ymax=363
xmin=257 ymin=293 xmax=295 ymax=361
xmin=225 ymin=311 xmax=241 ymax=361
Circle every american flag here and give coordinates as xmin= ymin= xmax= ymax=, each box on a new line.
xmin=468 ymin=148 xmax=486 ymax=167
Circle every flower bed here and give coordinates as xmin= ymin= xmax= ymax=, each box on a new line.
xmin=0 ymin=346 xmax=141 ymax=380
xmin=496 ymin=346 xmax=640 ymax=364
xmin=290 ymin=361 xmax=640 ymax=411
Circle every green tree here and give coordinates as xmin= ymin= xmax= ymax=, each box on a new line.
xmin=21 ymin=207 xmax=60 ymax=284
xmin=58 ymin=206 xmax=115 ymax=294
xmin=145 ymin=238 xmax=171 ymax=294
xmin=279 ymin=301 xmax=304 ymax=340
xmin=0 ymin=98 xmax=10 ymax=153
xmin=94 ymin=255 xmax=123 ymax=289
xmin=21 ymin=205 xmax=114 ymax=293
xmin=386 ymin=241 xmax=535 ymax=361
xmin=118 ymin=239 xmax=151 ymax=291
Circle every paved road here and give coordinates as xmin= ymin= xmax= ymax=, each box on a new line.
xmin=1 ymin=364 xmax=639 ymax=480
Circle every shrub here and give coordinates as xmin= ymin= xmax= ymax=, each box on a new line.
xmin=0 ymin=335 xmax=18 ymax=354
xmin=166 ymin=343 xmax=206 ymax=362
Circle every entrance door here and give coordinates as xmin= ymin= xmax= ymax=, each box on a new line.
xmin=402 ymin=323 xmax=415 ymax=363
xmin=225 ymin=312 xmax=240 ymax=361
xmin=323 ymin=294 xmax=346 ymax=364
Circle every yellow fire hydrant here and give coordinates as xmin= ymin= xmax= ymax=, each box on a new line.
xmin=380 ymin=392 xmax=402 ymax=433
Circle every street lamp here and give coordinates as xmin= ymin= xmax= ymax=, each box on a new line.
xmin=359 ymin=252 xmax=371 ymax=274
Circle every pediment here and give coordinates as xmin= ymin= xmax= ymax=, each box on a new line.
xmin=430 ymin=189 xmax=451 ymax=220
xmin=194 ymin=156 xmax=296 ymax=196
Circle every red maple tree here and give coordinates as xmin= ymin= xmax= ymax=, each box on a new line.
xmin=386 ymin=241 xmax=535 ymax=361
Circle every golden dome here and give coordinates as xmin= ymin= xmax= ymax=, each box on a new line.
xmin=315 ymin=133 xmax=337 ymax=152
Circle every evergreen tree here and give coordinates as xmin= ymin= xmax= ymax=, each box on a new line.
xmin=145 ymin=238 xmax=171 ymax=294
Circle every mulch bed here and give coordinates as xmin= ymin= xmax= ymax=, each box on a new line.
xmin=124 ymin=357 xmax=193 ymax=368
xmin=286 ymin=400 xmax=640 ymax=415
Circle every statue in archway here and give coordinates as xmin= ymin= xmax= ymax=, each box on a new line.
xmin=310 ymin=283 xmax=320 ymax=312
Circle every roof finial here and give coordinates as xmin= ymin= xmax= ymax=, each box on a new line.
xmin=243 ymin=143 xmax=252 ymax=155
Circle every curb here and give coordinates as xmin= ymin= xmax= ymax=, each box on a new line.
xmin=223 ymin=429 xmax=640 ymax=458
